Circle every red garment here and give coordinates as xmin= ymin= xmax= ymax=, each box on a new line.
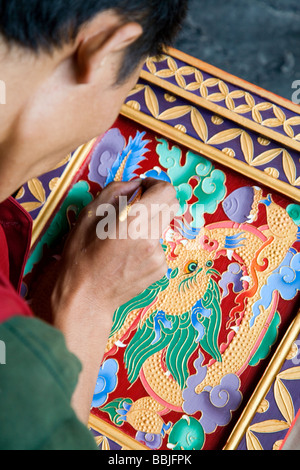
xmin=0 ymin=197 xmax=33 ymax=322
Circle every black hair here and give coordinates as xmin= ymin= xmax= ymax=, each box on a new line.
xmin=0 ymin=0 xmax=189 ymax=81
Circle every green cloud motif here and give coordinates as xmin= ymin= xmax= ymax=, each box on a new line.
xmin=156 ymin=139 xmax=226 ymax=229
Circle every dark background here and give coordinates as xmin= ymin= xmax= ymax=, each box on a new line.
xmin=175 ymin=0 xmax=300 ymax=100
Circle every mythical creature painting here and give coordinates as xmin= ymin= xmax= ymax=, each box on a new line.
xmin=23 ymin=121 xmax=300 ymax=450
xmin=87 ymin=125 xmax=300 ymax=450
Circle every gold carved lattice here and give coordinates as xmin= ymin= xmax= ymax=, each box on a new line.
xmin=145 ymin=56 xmax=300 ymax=142
xmin=16 ymin=154 xmax=71 ymax=213
xmin=126 ymin=83 xmax=300 ymax=187
xmin=245 ymin=357 xmax=300 ymax=450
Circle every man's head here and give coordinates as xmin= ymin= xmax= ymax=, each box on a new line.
xmin=0 ymin=0 xmax=188 ymax=201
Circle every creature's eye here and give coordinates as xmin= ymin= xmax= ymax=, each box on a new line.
xmin=184 ymin=260 xmax=198 ymax=274
xmin=206 ymin=260 xmax=213 ymax=268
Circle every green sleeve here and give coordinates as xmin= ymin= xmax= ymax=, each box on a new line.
xmin=0 ymin=316 xmax=98 ymax=450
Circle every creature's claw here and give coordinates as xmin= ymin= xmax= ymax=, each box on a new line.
xmin=241 ymin=275 xmax=251 ymax=283
xmin=231 ymin=326 xmax=240 ymax=333
xmin=246 ymin=214 xmax=255 ymax=224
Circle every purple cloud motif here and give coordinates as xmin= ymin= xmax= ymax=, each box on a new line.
xmin=182 ymin=352 xmax=242 ymax=433
xmin=88 ymin=129 xmax=125 ymax=188
xmin=135 ymin=421 xmax=171 ymax=450
xmin=219 ymin=263 xmax=244 ymax=298
xmin=135 ymin=432 xmax=162 ymax=450
xmin=92 ymin=359 xmax=118 ymax=408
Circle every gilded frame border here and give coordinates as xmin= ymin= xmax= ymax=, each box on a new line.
xmin=26 ymin=48 xmax=300 ymax=450
xmin=89 ymin=414 xmax=148 ymax=451
xmin=145 ymin=47 xmax=300 ymax=153
xmin=30 ymin=138 xmax=97 ymax=248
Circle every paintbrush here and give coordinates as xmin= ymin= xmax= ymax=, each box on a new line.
xmin=119 ymin=186 xmax=143 ymax=222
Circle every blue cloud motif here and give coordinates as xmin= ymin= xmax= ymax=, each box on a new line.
xmin=92 ymin=359 xmax=118 ymax=408
xmin=250 ymin=249 xmax=300 ymax=328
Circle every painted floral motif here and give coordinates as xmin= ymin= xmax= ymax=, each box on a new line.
xmin=105 ymin=131 xmax=150 ymax=185
xmin=88 ymin=128 xmax=151 ymax=188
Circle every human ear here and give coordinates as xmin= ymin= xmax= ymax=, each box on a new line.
xmin=76 ymin=19 xmax=143 ymax=84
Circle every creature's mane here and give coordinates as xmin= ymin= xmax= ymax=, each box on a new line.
xmin=123 ymin=277 xmax=222 ymax=390
xmin=109 ymin=276 xmax=169 ymax=340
